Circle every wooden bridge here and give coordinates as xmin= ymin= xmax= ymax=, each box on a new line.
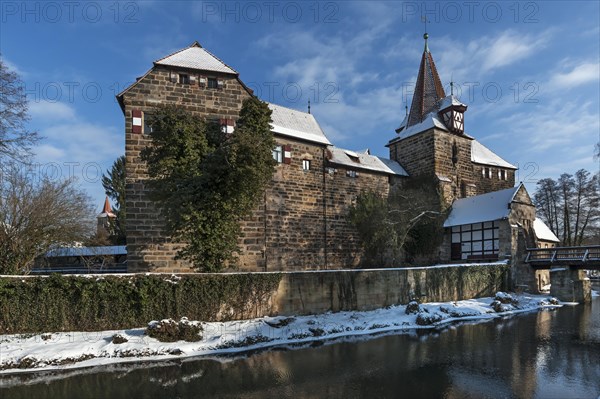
xmin=525 ymin=245 xmax=600 ymax=269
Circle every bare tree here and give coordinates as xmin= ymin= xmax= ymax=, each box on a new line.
xmin=0 ymin=58 xmax=40 ymax=165
xmin=0 ymin=164 xmax=95 ymax=274
xmin=534 ymin=169 xmax=599 ymax=246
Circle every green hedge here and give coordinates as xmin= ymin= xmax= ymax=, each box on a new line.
xmin=0 ymin=273 xmax=282 ymax=334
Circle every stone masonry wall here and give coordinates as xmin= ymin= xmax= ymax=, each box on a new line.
xmin=122 ymin=65 xmax=251 ymax=272
xmin=237 ymin=138 xmax=396 ymax=272
xmin=325 ymin=162 xmax=393 ymax=268
xmin=473 ymin=164 xmax=516 ymax=194
xmin=432 ymin=130 xmax=474 ymax=203
xmin=237 ymin=137 xmax=328 ymax=272
xmin=388 ymin=129 xmax=436 ymax=179
xmin=270 ymin=263 xmax=510 ymax=316
xmin=123 ymin=65 xmax=391 ymax=272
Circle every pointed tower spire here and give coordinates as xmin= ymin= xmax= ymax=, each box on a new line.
xmin=405 ymin=33 xmax=446 ymax=128
xmin=98 ymin=196 xmax=116 ymax=218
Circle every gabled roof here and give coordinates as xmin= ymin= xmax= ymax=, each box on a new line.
xmin=154 ymin=41 xmax=237 ymax=74
xmin=116 ymin=41 xmax=252 ymax=112
xmin=533 ymin=218 xmax=560 ymax=242
xmin=471 ymin=140 xmax=517 ymax=169
xmin=443 ymin=184 xmax=523 ymax=227
xmin=405 ymin=35 xmax=446 ymax=129
xmin=268 ymin=103 xmax=332 ymax=145
xmin=328 ymin=146 xmax=409 ymax=176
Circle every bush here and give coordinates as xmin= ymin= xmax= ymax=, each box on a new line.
xmin=111 ymin=333 xmax=128 ymax=344
xmin=494 ymin=292 xmax=517 ymax=305
xmin=405 ymin=301 xmax=422 ymax=315
xmin=415 ymin=311 xmax=445 ymax=326
xmin=147 ymin=318 xmax=202 ymax=342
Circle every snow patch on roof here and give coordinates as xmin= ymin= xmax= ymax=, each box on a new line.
xmin=438 ymin=95 xmax=467 ymax=110
xmin=155 ymin=44 xmax=237 ymax=74
xmin=46 ymin=246 xmax=127 ymax=258
xmin=394 ymin=111 xmax=448 ymax=141
xmin=471 ymin=140 xmax=517 ymax=169
xmin=444 ymin=185 xmax=521 ymax=227
xmin=328 ymin=147 xmax=409 ymax=176
xmin=268 ymin=103 xmax=331 ymax=145
xmin=533 ymin=218 xmax=559 ymax=242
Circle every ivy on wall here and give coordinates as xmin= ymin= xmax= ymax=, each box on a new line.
xmin=0 ymin=273 xmax=282 ymax=334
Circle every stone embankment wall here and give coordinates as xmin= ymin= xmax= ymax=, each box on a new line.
xmin=0 ymin=263 xmax=509 ymax=333
xmin=270 ymin=263 xmax=509 ymax=316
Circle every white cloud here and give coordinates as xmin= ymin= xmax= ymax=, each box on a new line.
xmin=481 ymin=32 xmax=541 ymax=71
xmin=548 ymin=62 xmax=600 ymax=89
xmin=498 ymin=100 xmax=599 ymax=152
xmin=29 ymin=101 xmax=76 ymax=122
xmin=433 ymin=30 xmax=552 ymax=83
xmin=2 ymin=58 xmax=26 ymax=77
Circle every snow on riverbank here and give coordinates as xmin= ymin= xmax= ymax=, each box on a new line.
xmin=0 ymin=293 xmax=562 ymax=375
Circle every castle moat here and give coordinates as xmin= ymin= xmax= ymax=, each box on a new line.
xmin=2 ymin=283 xmax=599 ymax=399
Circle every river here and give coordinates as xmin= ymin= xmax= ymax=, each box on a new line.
xmin=2 ymin=285 xmax=599 ymax=399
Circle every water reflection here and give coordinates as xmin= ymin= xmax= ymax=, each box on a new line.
xmin=2 ymin=296 xmax=599 ymax=399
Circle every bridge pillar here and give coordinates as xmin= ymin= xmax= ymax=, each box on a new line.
xmin=550 ymin=268 xmax=591 ymax=303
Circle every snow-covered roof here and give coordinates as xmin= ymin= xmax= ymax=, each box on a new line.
xmin=533 ymin=218 xmax=559 ymax=242
xmin=471 ymin=140 xmax=517 ymax=169
xmin=396 ymin=114 xmax=408 ymax=132
xmin=154 ymin=41 xmax=237 ymax=74
xmin=46 ymin=246 xmax=127 ymax=258
xmin=268 ymin=103 xmax=332 ymax=145
xmin=393 ymin=111 xmax=449 ymax=141
xmin=443 ymin=185 xmax=522 ymax=227
xmin=438 ymin=95 xmax=467 ymax=110
xmin=328 ymin=146 xmax=409 ymax=176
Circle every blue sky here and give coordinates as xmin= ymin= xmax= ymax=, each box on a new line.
xmin=1 ymin=1 xmax=599 ymax=210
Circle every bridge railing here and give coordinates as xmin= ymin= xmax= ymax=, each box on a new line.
xmin=525 ymin=245 xmax=600 ymax=264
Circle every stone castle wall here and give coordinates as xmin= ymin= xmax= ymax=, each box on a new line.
xmin=122 ymin=65 xmax=393 ymax=272
xmin=122 ymin=65 xmax=252 ymax=272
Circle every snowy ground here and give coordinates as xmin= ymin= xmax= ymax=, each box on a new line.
xmin=0 ymin=293 xmax=565 ymax=375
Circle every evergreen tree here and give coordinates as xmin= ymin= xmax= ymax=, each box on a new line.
xmin=101 ymin=155 xmax=126 ymax=244
xmin=142 ymin=98 xmax=275 ymax=271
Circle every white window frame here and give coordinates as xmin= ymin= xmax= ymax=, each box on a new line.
xmin=302 ymin=159 xmax=311 ymax=171
xmin=272 ymin=145 xmax=283 ymax=163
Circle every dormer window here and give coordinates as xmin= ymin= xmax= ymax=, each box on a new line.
xmin=344 ymin=150 xmax=360 ymax=163
xmin=439 ymin=96 xmax=467 ymax=135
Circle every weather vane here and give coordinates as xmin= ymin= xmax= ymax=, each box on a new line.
xmin=421 ymin=16 xmax=429 ymax=51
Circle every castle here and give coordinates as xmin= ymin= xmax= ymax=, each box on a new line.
xmin=117 ymin=34 xmax=557 ymax=274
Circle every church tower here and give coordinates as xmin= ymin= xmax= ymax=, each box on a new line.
xmin=387 ymin=33 xmax=514 ymax=203
xmin=97 ymin=196 xmax=116 ymax=238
